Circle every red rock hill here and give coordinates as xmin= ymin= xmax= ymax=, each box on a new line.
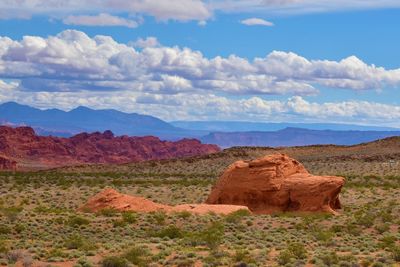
xmin=0 ymin=126 xmax=220 ymax=170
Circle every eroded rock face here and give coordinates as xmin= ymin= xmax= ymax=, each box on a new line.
xmin=80 ymin=188 xmax=250 ymax=215
xmin=0 ymin=156 xmax=16 ymax=170
xmin=206 ymin=154 xmax=345 ymax=214
xmin=0 ymin=126 xmax=220 ymax=170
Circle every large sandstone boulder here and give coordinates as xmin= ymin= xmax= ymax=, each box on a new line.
xmin=206 ymin=154 xmax=345 ymax=214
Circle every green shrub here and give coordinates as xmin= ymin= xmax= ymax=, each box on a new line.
xmin=0 ymin=240 xmax=8 ymax=254
xmin=99 ymin=208 xmax=119 ymax=217
xmin=0 ymin=225 xmax=11 ymax=234
xmin=374 ymin=223 xmax=390 ymax=234
xmin=313 ymin=229 xmax=335 ymax=242
xmin=380 ymin=235 xmax=397 ymax=249
xmin=74 ymin=257 xmax=93 ymax=267
xmin=277 ymin=250 xmax=292 ymax=265
xmin=112 ymin=220 xmax=127 ymax=228
xmin=122 ymin=211 xmax=137 ymax=223
xmin=152 ymin=211 xmax=167 ymax=225
xmin=201 ymin=221 xmax=225 ymax=250
xmin=277 ymin=242 xmax=308 ymax=265
xmin=319 ymin=251 xmax=339 ymax=266
xmin=233 ymin=249 xmax=256 ymax=264
xmin=1 ymin=206 xmax=23 ymax=222
xmin=392 ymin=246 xmax=400 ymax=262
xmin=65 ymin=235 xmax=96 ymax=251
xmin=67 ymin=216 xmax=90 ymax=227
xmin=225 ymin=209 xmax=251 ymax=224
xmin=175 ymin=211 xmax=192 ymax=219
xmin=123 ymin=246 xmax=151 ymax=267
xmin=153 ymin=225 xmax=183 ymax=239
xmin=101 ymin=256 xmax=129 ymax=267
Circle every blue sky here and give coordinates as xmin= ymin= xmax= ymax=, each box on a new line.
xmin=0 ymin=1 xmax=400 ymax=126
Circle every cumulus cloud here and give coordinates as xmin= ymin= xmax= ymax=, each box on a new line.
xmin=241 ymin=18 xmax=274 ymax=26
xmin=2 ymin=87 xmax=400 ymax=126
xmin=130 ymin=37 xmax=160 ymax=48
xmin=0 ymin=31 xmax=399 ymax=97
xmin=63 ymin=13 xmax=139 ymax=28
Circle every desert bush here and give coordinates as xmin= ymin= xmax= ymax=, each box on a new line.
xmin=225 ymin=209 xmax=251 ymax=224
xmin=318 ymin=251 xmax=339 ymax=266
xmin=153 ymin=225 xmax=183 ymax=239
xmin=152 ymin=211 xmax=167 ymax=225
xmin=122 ymin=211 xmax=137 ymax=223
xmin=313 ymin=229 xmax=335 ymax=242
xmin=233 ymin=249 xmax=256 ymax=264
xmin=65 ymin=234 xmax=96 ymax=251
xmin=101 ymin=256 xmax=129 ymax=267
xmin=375 ymin=223 xmax=390 ymax=234
xmin=123 ymin=246 xmax=151 ymax=266
xmin=7 ymin=249 xmax=24 ymax=264
xmin=0 ymin=225 xmax=11 ymax=235
xmin=66 ymin=216 xmax=90 ymax=227
xmin=99 ymin=208 xmax=119 ymax=217
xmin=379 ymin=235 xmax=397 ymax=249
xmin=392 ymin=246 xmax=400 ymax=262
xmin=112 ymin=219 xmax=127 ymax=228
xmin=1 ymin=206 xmax=23 ymax=222
xmin=74 ymin=256 xmax=93 ymax=267
xmin=277 ymin=242 xmax=307 ymax=265
xmin=201 ymin=221 xmax=225 ymax=250
xmin=0 ymin=239 xmax=8 ymax=254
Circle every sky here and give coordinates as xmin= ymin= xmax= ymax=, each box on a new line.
xmin=0 ymin=0 xmax=400 ymax=126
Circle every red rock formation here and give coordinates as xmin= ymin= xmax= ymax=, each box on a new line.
xmin=80 ymin=188 xmax=249 ymax=215
xmin=0 ymin=155 xmax=17 ymax=171
xmin=206 ymin=154 xmax=345 ymax=214
xmin=0 ymin=126 xmax=220 ymax=170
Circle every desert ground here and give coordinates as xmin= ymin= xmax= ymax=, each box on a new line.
xmin=1 ymin=139 xmax=400 ymax=266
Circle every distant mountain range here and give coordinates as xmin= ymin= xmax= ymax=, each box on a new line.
xmin=171 ymin=120 xmax=399 ymax=132
xmin=1 ymin=102 xmax=400 ymax=147
xmin=0 ymin=102 xmax=197 ymax=140
xmin=200 ymin=127 xmax=400 ymax=148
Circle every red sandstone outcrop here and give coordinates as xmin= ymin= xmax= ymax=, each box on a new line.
xmin=80 ymin=188 xmax=249 ymax=215
xmin=206 ymin=154 xmax=345 ymax=214
xmin=0 ymin=126 xmax=220 ymax=170
xmin=0 ymin=155 xmax=16 ymax=170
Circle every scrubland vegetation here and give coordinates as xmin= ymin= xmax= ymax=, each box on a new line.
xmin=1 ymin=146 xmax=400 ymax=266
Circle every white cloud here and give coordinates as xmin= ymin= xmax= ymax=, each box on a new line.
xmin=211 ymin=0 xmax=400 ymax=16
xmin=130 ymin=37 xmax=160 ymax=48
xmin=241 ymin=18 xmax=274 ymax=26
xmin=1 ymin=0 xmax=400 ymax=22
xmin=63 ymin=13 xmax=139 ymax=28
xmin=2 ymin=87 xmax=400 ymax=126
xmin=0 ymin=80 xmax=19 ymax=90
xmin=0 ymin=0 xmax=211 ymax=21
xmin=0 ymin=31 xmax=399 ymax=97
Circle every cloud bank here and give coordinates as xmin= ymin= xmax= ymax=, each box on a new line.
xmin=1 ymin=0 xmax=400 ymax=22
xmin=1 ymin=30 xmax=400 ymax=125
xmin=1 ymin=30 xmax=399 ymax=96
